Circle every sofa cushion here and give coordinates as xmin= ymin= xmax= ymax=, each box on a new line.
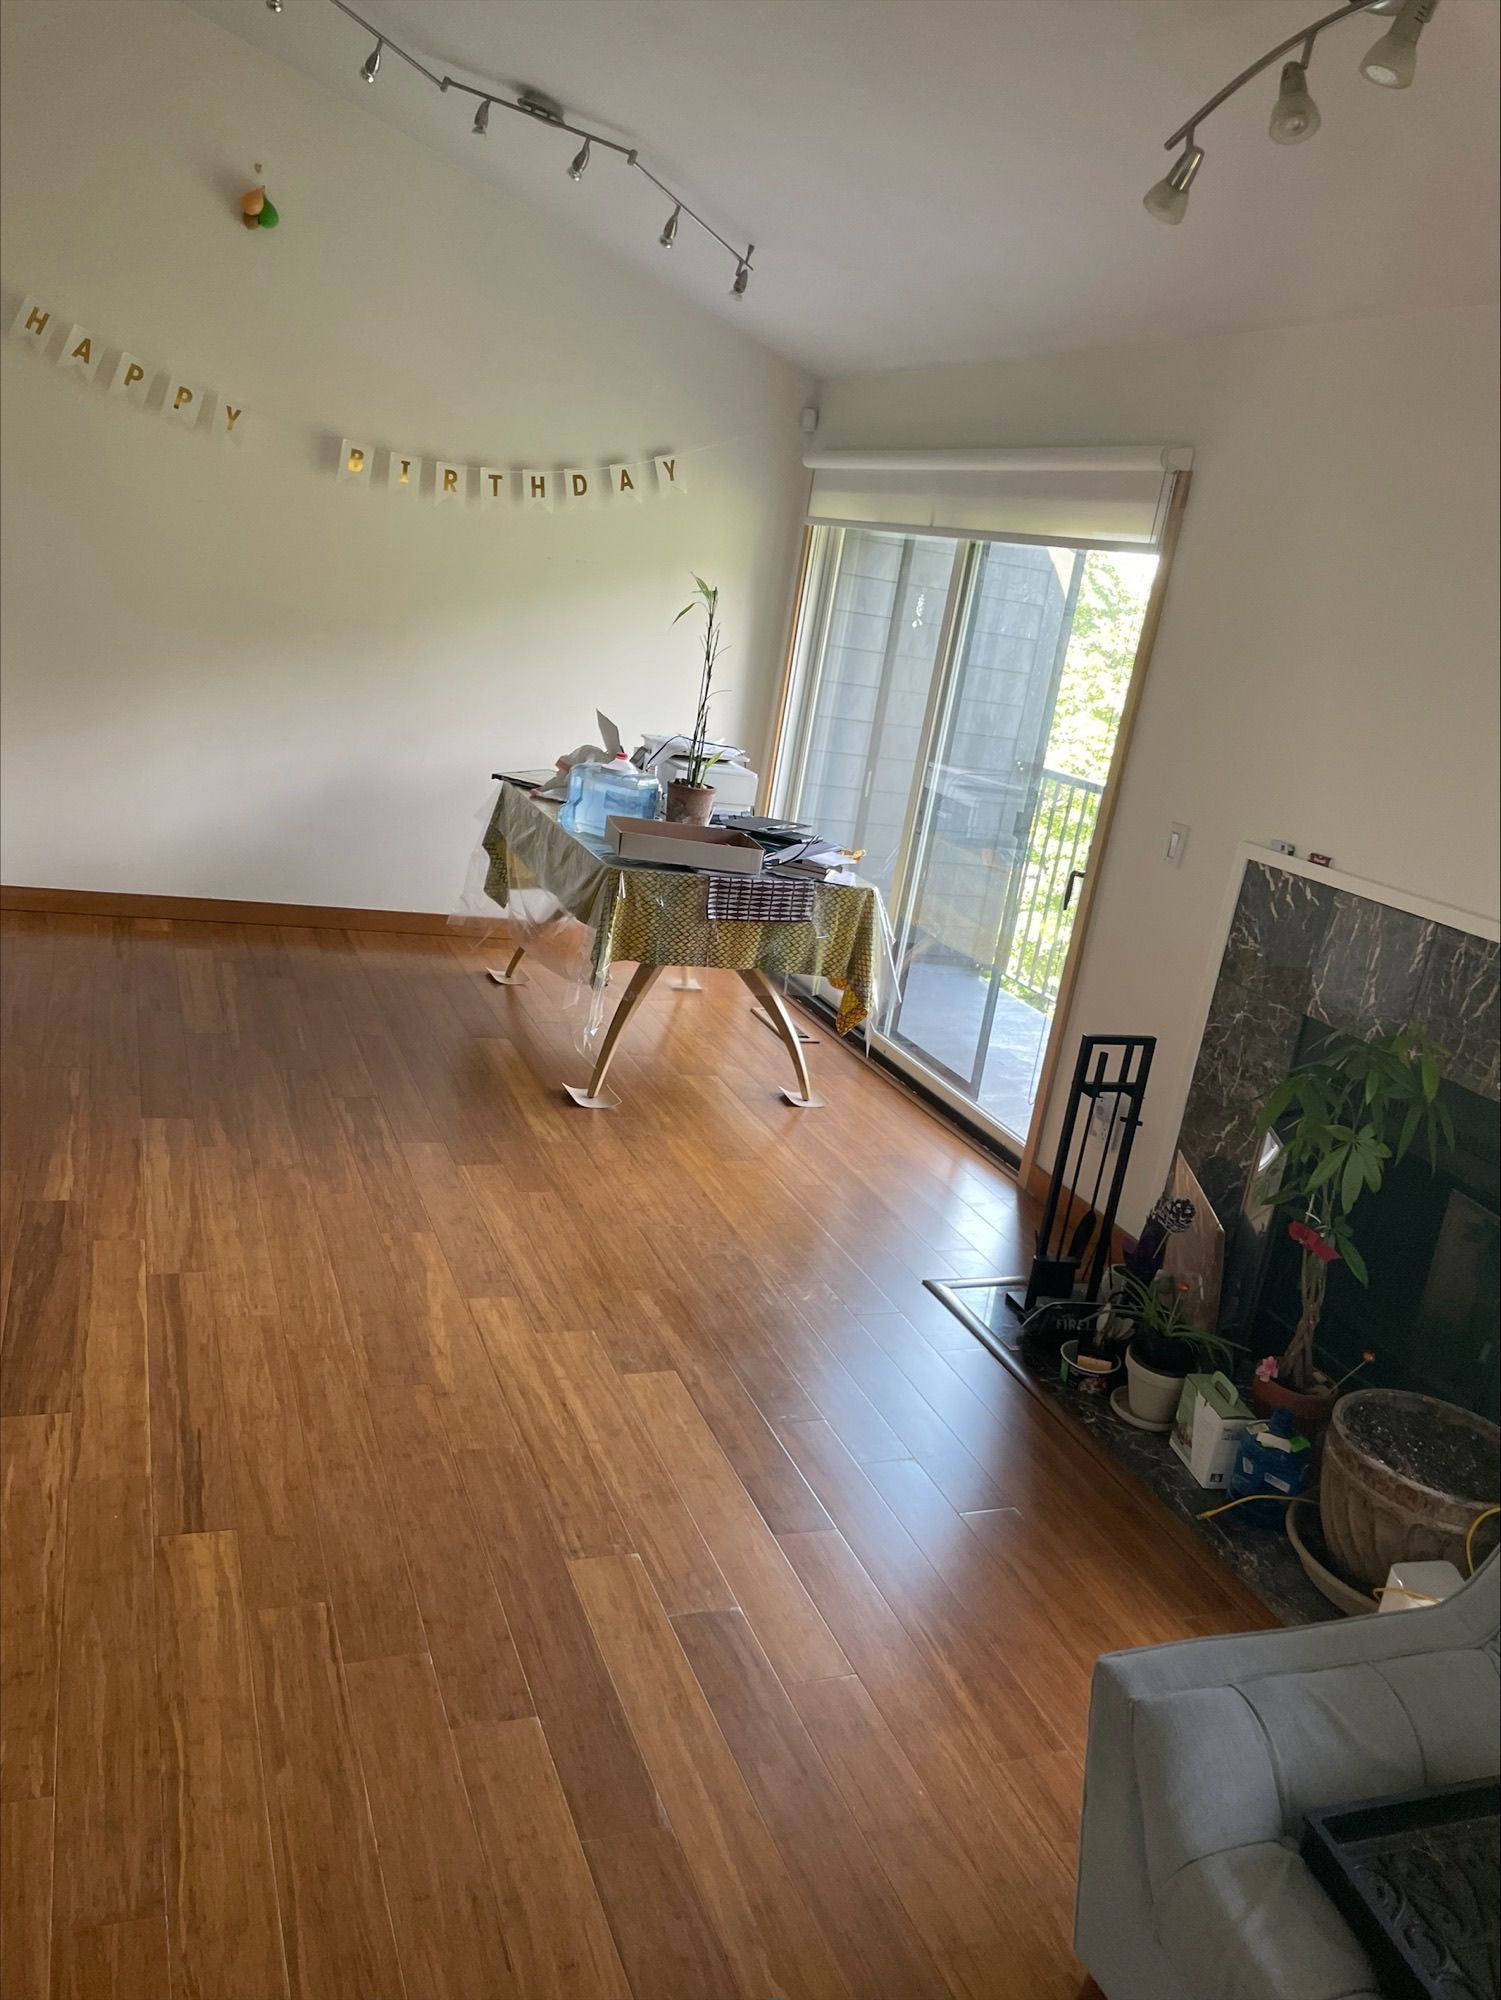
xmin=1154 ymin=1842 xmax=1379 ymax=2000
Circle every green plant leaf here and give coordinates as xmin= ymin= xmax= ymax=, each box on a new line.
xmin=1340 ymin=1238 xmax=1369 ymax=1285
xmin=1341 ymin=1152 xmax=1366 ymax=1215
xmin=1307 ymin=1150 xmax=1345 ymax=1190
xmin=1256 ymin=1077 xmax=1297 ymax=1134
xmin=1395 ymin=1100 xmax=1423 ymax=1163
xmin=1420 ymin=1052 xmax=1439 ymax=1101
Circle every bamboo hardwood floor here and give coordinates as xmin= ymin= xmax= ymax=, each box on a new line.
xmin=0 ymin=910 xmax=1272 ymax=2000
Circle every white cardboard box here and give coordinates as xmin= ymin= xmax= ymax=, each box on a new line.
xmin=1170 ymin=1371 xmax=1252 ymax=1488
xmin=606 ymin=816 xmax=764 ymax=873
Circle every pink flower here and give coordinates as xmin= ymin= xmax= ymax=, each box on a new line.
xmin=1255 ymin=1355 xmax=1280 ymax=1383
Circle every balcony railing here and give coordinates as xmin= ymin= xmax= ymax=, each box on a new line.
xmin=997 ymin=767 xmax=1104 ymax=1009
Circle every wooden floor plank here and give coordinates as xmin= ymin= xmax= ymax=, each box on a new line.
xmin=344 ymin=1652 xmax=518 ymax=2000
xmin=146 ymin=1272 xmax=236 ymax=1541
xmin=571 ymin=1552 xmax=854 ymax=2000
xmin=50 ymin=1239 xmax=164 ymax=1951
xmin=626 ymin=1370 xmax=849 ymax=1685
xmin=455 ymin=1717 xmax=632 ymax=2000
xmin=155 ymin=1531 xmax=289 ymax=1999
xmin=0 ymin=1796 xmax=53 ymax=2000
xmin=251 ymin=1602 xmax=404 ymax=2000
xmin=580 ymin=1829 xmax=740 ymax=2000
xmin=0 ymin=1415 xmax=70 ymax=1800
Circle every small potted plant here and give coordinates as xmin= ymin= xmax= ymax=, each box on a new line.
xmin=1250 ymin=1024 xmax=1452 ymax=1429
xmin=666 ymin=576 xmax=725 ymax=825
xmin=1109 ymin=1275 xmax=1244 ymax=1427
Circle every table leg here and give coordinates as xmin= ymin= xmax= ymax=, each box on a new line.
xmin=739 ymin=970 xmax=825 ymax=1107
xmin=487 ymin=946 xmax=527 ymax=986
xmin=667 ymin=968 xmax=704 ymax=991
xmin=563 ymin=963 xmax=663 ymax=1108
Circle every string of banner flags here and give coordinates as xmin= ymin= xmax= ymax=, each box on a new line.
xmin=8 ymin=288 xmax=702 ymax=509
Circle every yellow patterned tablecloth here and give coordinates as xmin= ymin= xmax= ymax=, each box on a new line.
xmin=480 ymin=784 xmax=881 ymax=1033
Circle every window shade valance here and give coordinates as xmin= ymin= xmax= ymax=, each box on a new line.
xmin=803 ymin=445 xmax=1193 ymax=549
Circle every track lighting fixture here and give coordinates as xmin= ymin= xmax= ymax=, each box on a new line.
xmin=1142 ymin=144 xmax=1203 ymax=226
xmin=1269 ymin=59 xmax=1321 ymax=142
xmin=1360 ymin=0 xmax=1438 ymax=86
xmin=1146 ymin=0 xmax=1447 ymax=222
xmin=265 ymin=0 xmax=283 ymax=12
xmin=313 ymin=2 xmax=753 ymax=292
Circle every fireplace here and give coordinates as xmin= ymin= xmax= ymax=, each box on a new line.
xmin=1176 ymin=854 xmax=1501 ymax=1422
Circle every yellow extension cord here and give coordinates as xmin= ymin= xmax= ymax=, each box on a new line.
xmin=1194 ymin=1495 xmax=1501 ymax=1600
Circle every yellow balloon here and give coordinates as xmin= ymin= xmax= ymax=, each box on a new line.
xmin=241 ymin=186 xmax=265 ymax=216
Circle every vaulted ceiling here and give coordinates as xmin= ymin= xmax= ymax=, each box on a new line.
xmin=183 ymin=0 xmax=1501 ymax=375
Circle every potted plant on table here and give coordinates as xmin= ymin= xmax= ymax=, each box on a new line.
xmin=1249 ymin=1025 xmax=1453 ymax=1431
xmin=1108 ymin=1275 xmax=1244 ymax=1427
xmin=666 ymin=576 xmax=725 ymax=825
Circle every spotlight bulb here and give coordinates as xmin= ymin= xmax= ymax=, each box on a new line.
xmin=360 ymin=37 xmax=383 ymax=83
xmin=265 ymin=0 xmax=283 ymax=12
xmin=473 ymin=99 xmax=491 ymax=137
xmin=1360 ymin=0 xmax=1437 ymax=86
xmin=731 ymin=260 xmax=750 ymax=299
xmin=1142 ymin=142 xmax=1203 ymax=225
xmin=659 ymin=203 xmax=681 ymax=248
xmin=567 ymin=140 xmax=591 ymax=181
xmin=1269 ymin=60 xmax=1321 ymax=143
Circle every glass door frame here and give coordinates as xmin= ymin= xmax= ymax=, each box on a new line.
xmin=766 ymin=473 xmax=1192 ymax=1173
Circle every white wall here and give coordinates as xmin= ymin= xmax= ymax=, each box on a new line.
xmin=817 ymin=303 xmax=1501 ymax=1221
xmin=0 ymin=0 xmax=810 ymax=910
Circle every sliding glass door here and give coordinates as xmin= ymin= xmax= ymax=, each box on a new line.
xmin=777 ymin=525 xmax=1156 ymax=1151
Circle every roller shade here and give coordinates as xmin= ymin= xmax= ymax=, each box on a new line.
xmin=803 ymin=445 xmax=1193 ymax=549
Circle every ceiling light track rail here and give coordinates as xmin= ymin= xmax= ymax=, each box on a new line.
xmin=310 ymin=0 xmax=756 ymax=292
xmin=1146 ymin=0 xmax=1441 ymax=223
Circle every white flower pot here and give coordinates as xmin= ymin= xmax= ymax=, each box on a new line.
xmin=1124 ymin=1346 xmax=1188 ymax=1427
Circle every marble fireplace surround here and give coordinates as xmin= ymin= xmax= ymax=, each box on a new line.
xmin=1175 ymin=847 xmax=1500 ymax=1329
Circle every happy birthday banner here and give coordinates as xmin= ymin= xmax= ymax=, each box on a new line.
xmin=8 ymin=289 xmax=688 ymax=511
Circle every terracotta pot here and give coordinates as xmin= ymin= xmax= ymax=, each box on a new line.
xmin=1248 ymin=1372 xmax=1337 ymax=1436
xmin=1124 ymin=1345 xmax=1188 ymax=1427
xmin=1319 ymin=1388 xmax=1501 ymax=1591
xmin=665 ymin=780 xmax=716 ymax=826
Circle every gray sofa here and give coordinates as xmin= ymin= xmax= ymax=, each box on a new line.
xmin=1075 ymin=1551 xmax=1500 ymax=2000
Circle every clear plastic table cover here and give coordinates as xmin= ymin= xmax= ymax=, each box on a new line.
xmin=451 ymin=783 xmax=895 ymax=1051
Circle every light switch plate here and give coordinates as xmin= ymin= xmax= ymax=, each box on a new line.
xmin=1166 ymin=822 xmax=1189 ymax=865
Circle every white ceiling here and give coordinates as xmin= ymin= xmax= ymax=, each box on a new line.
xmin=183 ymin=0 xmax=1500 ymax=376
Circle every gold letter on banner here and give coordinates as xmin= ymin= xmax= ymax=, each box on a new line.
xmin=165 ymin=380 xmax=201 ymax=429
xmin=220 ymin=400 xmax=249 ymax=444
xmin=608 ymin=463 xmax=640 ymax=500
xmin=435 ymin=461 xmax=463 ymax=503
xmin=108 ymin=351 xmax=151 ymax=404
xmin=339 ymin=437 xmax=371 ymax=482
xmin=522 ymin=470 xmax=552 ymax=509
xmin=566 ymin=470 xmax=592 ymax=502
xmin=9 ymin=296 xmax=54 ymax=349
xmin=653 ymin=454 xmax=684 ymax=494
xmin=387 ymin=450 xmax=421 ymax=496
xmin=478 ymin=467 xmax=506 ymax=507
xmin=57 ymin=324 xmax=99 ymax=379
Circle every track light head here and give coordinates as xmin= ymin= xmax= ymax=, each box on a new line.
xmin=1269 ymin=59 xmax=1321 ymax=142
xmin=659 ymin=203 xmax=681 ymax=249
xmin=472 ymin=98 xmax=491 ymax=137
xmin=265 ymin=0 xmax=283 ymax=12
xmin=730 ymin=259 xmax=750 ymax=299
xmin=1360 ymin=0 xmax=1437 ymax=86
xmin=1143 ymin=142 xmax=1203 ymax=225
xmin=567 ymin=139 xmax=591 ymax=181
xmin=360 ymin=37 xmax=383 ymax=83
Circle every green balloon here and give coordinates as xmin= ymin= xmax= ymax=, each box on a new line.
xmin=258 ymin=199 xmax=280 ymax=229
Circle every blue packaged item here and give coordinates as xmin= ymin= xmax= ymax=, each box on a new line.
xmin=1228 ymin=1408 xmax=1312 ymax=1528
xmin=558 ymin=759 xmax=591 ymax=831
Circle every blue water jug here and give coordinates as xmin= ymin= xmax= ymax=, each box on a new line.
xmin=575 ymin=754 xmax=661 ymax=838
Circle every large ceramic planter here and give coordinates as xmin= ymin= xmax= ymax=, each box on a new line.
xmin=1124 ymin=1345 xmax=1188 ymax=1427
xmin=666 ymin=780 xmax=716 ymax=826
xmin=1319 ymin=1388 xmax=1501 ymax=1590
